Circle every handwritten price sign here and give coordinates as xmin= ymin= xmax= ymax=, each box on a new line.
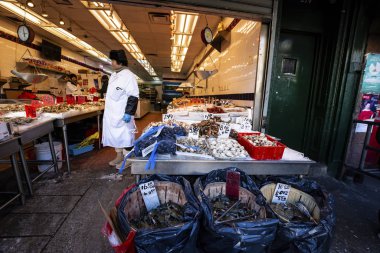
xmin=163 ymin=114 xmax=174 ymax=122
xmin=188 ymin=125 xmax=200 ymax=139
xmin=139 ymin=181 xmax=160 ymax=211
xmin=203 ymin=113 xmax=213 ymax=120
xmin=272 ymin=183 xmax=291 ymax=204
xmin=218 ymin=123 xmax=231 ymax=138
xmin=56 ymin=96 xmax=64 ymax=103
xmin=77 ymin=96 xmax=86 ymax=104
xmin=41 ymin=95 xmax=55 ymax=106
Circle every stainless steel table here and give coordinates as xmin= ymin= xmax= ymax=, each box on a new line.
xmin=54 ymin=110 xmax=103 ymax=174
xmin=16 ymin=119 xmax=58 ymax=195
xmin=0 ymin=137 xmax=25 ymax=210
xmin=130 ymin=156 xmax=315 ymax=182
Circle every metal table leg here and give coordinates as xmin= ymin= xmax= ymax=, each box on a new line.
xmin=10 ymin=154 xmax=25 ymax=205
xmin=97 ymin=113 xmax=101 ymax=149
xmin=19 ymin=146 xmax=33 ymax=195
xmin=62 ymin=125 xmax=71 ymax=174
xmin=48 ymin=133 xmax=59 ymax=174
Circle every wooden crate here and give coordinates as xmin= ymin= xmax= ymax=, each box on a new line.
xmin=123 ymin=181 xmax=187 ymax=221
xmin=260 ymin=183 xmax=321 ymax=222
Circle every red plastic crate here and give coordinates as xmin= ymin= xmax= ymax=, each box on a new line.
xmin=237 ymin=133 xmax=286 ymax=160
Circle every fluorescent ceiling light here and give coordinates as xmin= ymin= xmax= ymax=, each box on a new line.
xmin=0 ymin=0 xmax=110 ymax=65
xmin=82 ymin=1 xmax=158 ymax=78
xmin=170 ymin=11 xmax=198 ymax=72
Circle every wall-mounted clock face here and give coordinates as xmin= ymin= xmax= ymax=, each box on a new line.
xmin=17 ymin=25 xmax=35 ymax=43
xmin=201 ymin=27 xmax=213 ymax=45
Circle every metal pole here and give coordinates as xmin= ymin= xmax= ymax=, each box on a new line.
xmin=358 ymin=124 xmax=373 ymax=171
xmin=48 ymin=133 xmax=59 ymax=174
xmin=18 ymin=146 xmax=33 ymax=195
xmin=62 ymin=125 xmax=71 ymax=174
xmin=10 ymin=154 xmax=25 ymax=205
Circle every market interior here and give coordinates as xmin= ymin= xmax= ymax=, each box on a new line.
xmin=0 ymin=0 xmax=379 ymax=253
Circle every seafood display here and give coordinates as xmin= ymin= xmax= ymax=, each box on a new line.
xmin=0 ymin=104 xmax=25 ymax=112
xmin=270 ymin=202 xmax=317 ymax=223
xmin=244 ymin=133 xmax=277 ymax=147
xmin=129 ymin=201 xmax=184 ymax=229
xmin=196 ymin=118 xmax=221 ymax=138
xmin=177 ymin=137 xmax=208 ymax=154
xmin=211 ymin=194 xmax=259 ymax=224
xmin=208 ymin=138 xmax=248 ymax=159
xmin=0 ymin=117 xmax=34 ymax=125
xmin=207 ymin=107 xmax=225 ymax=114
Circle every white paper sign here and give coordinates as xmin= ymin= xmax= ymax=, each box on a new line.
xmin=139 ymin=181 xmax=160 ymax=211
xmin=188 ymin=125 xmax=200 ymax=139
xmin=142 ymin=141 xmax=157 ymax=157
xmin=163 ymin=114 xmax=174 ymax=122
xmin=272 ymin=183 xmax=291 ymax=204
xmin=218 ymin=123 xmax=231 ymax=138
xmin=203 ymin=113 xmax=213 ymax=120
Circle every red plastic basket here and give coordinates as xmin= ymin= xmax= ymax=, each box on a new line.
xmin=237 ymin=133 xmax=286 ymax=160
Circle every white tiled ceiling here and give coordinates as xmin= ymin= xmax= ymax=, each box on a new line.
xmin=0 ymin=0 xmax=221 ymax=80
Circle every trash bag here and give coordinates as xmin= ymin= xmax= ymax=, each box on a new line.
xmin=117 ymin=174 xmax=201 ymax=253
xmin=194 ymin=168 xmax=278 ymax=253
xmin=260 ymin=176 xmax=336 ymax=253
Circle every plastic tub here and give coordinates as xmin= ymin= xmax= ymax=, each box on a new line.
xmin=238 ymin=133 xmax=286 ymax=160
xmin=35 ymin=142 xmax=63 ymax=173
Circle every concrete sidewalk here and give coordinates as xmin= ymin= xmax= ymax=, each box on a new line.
xmin=0 ymin=147 xmax=379 ymax=252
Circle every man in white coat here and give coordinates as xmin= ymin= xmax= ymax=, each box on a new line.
xmin=102 ymin=50 xmax=139 ymax=168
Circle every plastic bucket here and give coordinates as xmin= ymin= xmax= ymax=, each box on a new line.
xmin=35 ymin=142 xmax=63 ymax=173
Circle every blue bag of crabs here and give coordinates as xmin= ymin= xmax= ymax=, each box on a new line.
xmin=259 ymin=176 xmax=336 ymax=253
xmin=194 ymin=168 xmax=279 ymax=253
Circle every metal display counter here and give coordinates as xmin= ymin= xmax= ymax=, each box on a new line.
xmin=53 ymin=109 xmax=103 ymax=174
xmin=130 ymin=156 xmax=315 ymax=182
xmin=0 ymin=137 xmax=25 ymax=210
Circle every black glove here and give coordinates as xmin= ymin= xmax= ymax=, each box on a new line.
xmin=125 ymin=96 xmax=138 ymax=115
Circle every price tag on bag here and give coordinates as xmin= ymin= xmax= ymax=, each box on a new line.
xmin=188 ymin=125 xmax=199 ymax=139
xmin=139 ymin=181 xmax=160 ymax=211
xmin=163 ymin=114 xmax=174 ymax=122
xmin=142 ymin=141 xmax=157 ymax=157
xmin=25 ymin=105 xmax=37 ymax=118
xmin=272 ymin=183 xmax=291 ymax=204
xmin=218 ymin=123 xmax=231 ymax=138
xmin=203 ymin=113 xmax=213 ymax=120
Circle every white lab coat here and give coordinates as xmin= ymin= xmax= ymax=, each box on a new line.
xmin=102 ymin=68 xmax=139 ymax=148
xmin=65 ymin=82 xmax=81 ymax=96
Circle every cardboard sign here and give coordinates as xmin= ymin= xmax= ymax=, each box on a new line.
xmin=56 ymin=96 xmax=64 ymax=103
xmin=272 ymin=183 xmax=291 ymax=204
xmin=218 ymin=123 xmax=231 ymax=138
xmin=142 ymin=141 xmax=157 ymax=157
xmin=188 ymin=125 xmax=200 ymax=139
xmin=139 ymin=181 xmax=160 ymax=211
xmin=25 ymin=105 xmax=37 ymax=118
xmin=66 ymin=95 xmax=75 ymax=104
xmin=163 ymin=114 xmax=174 ymax=122
xmin=41 ymin=94 xmax=55 ymax=105
xmin=77 ymin=96 xmax=86 ymax=104
xmin=204 ymin=113 xmax=213 ymax=120
xmin=226 ymin=171 xmax=240 ymax=200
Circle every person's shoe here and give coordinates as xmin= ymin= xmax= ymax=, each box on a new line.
xmin=116 ymin=159 xmax=131 ymax=171
xmin=108 ymin=152 xmax=123 ymax=166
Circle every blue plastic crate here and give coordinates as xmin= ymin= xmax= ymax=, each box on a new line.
xmin=69 ymin=144 xmax=94 ymax=156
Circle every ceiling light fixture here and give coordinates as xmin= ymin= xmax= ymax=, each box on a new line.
xmin=59 ymin=16 xmax=65 ymax=25
xmin=170 ymin=11 xmax=198 ymax=72
xmin=81 ymin=1 xmax=157 ymax=78
xmin=41 ymin=0 xmax=48 ymax=17
xmin=26 ymin=0 xmax=34 ymax=8
xmin=0 ymin=1 xmax=110 ymax=64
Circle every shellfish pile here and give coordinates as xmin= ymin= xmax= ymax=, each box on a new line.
xmin=244 ymin=133 xmax=276 ymax=147
xmin=0 ymin=117 xmax=34 ymax=125
xmin=176 ymin=137 xmax=208 ymax=154
xmin=208 ymin=138 xmax=248 ymax=159
xmin=196 ymin=118 xmax=221 ymax=138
